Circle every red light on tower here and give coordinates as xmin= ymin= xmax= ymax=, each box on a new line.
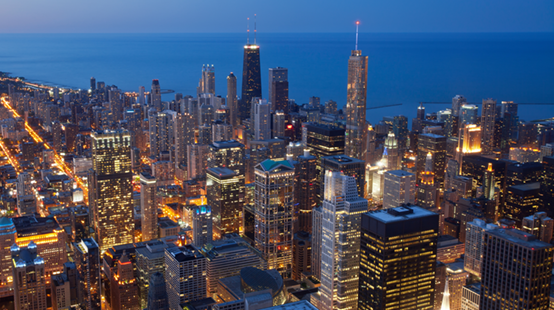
xmin=356 ymin=21 xmax=360 ymax=25
xmin=287 ymin=124 xmax=293 ymax=129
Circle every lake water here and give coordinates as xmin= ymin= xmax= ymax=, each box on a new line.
xmin=0 ymin=32 xmax=552 ymax=124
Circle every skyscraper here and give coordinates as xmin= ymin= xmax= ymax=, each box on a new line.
xmin=294 ymin=150 xmax=318 ymax=233
xmin=91 ymin=130 xmax=134 ymax=253
xmin=269 ymin=67 xmax=289 ymax=113
xmin=227 ymin=73 xmax=239 ymax=129
xmin=241 ymin=32 xmax=261 ymax=121
xmin=382 ymin=131 xmax=401 ymax=171
xmin=151 ymin=79 xmax=162 ymax=112
xmin=140 ymin=173 xmax=158 ymax=242
xmin=255 ymin=159 xmax=295 ymax=277
xmin=358 ymin=206 xmax=439 ymax=310
xmin=459 ymin=104 xmax=478 ymax=125
xmin=110 ymin=253 xmax=140 ymax=310
xmin=417 ymin=133 xmax=447 ymax=188
xmin=147 ymin=272 xmax=169 ymax=310
xmin=464 ymin=219 xmax=498 ymax=278
xmin=11 ymin=243 xmax=47 ymax=310
xmin=480 ymin=228 xmax=553 ymax=309
xmin=73 ymin=238 xmax=101 ymax=310
xmin=207 ymin=140 xmax=245 ymax=176
xmin=345 ymin=26 xmax=369 ymax=161
xmin=0 ymin=217 xmax=16 ymax=295
xmin=253 ymin=99 xmax=271 ymax=140
xmin=192 ymin=205 xmax=213 ymax=247
xmin=451 ymin=95 xmax=467 ymax=116
xmin=197 ymin=65 xmax=215 ymax=96
xmin=90 ymin=77 xmax=96 ymax=91
xmin=382 ymin=170 xmax=416 ymax=209
xmin=207 ymin=167 xmax=244 ymax=239
xmin=320 ymin=171 xmax=368 ymax=310
xmin=165 ymin=245 xmax=208 ymax=309
xmin=480 ymin=98 xmax=496 ymax=154
xmin=522 ymin=211 xmax=554 ymax=243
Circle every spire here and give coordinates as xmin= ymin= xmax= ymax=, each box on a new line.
xmin=440 ymin=277 xmax=451 ymax=310
xmin=355 ymin=21 xmax=360 ymax=51
xmin=254 ymin=14 xmax=257 ymax=44
xmin=247 ymin=17 xmax=250 ymax=44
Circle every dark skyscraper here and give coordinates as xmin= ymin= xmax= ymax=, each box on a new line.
xmin=151 ymin=79 xmax=162 ymax=112
xmin=269 ymin=67 xmax=289 ymax=113
xmin=147 ymin=272 xmax=169 ymax=310
xmin=240 ymin=28 xmax=261 ymax=121
xmin=227 ymin=72 xmax=239 ymax=130
xmin=358 ymin=206 xmax=439 ymax=310
xmin=90 ymin=77 xmax=96 ymax=91
xmin=345 ymin=23 xmax=369 ymax=160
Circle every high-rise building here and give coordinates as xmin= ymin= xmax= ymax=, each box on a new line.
xmin=74 ymin=238 xmax=101 ymax=310
xmin=52 ymin=120 xmax=62 ymax=150
xmin=254 ymin=159 xmax=295 ymax=277
xmin=393 ymin=115 xmax=409 ymax=148
xmin=461 ymin=283 xmax=480 ymax=310
xmin=522 ymin=211 xmax=554 ymax=243
xmin=136 ymin=239 xmax=174 ymax=309
xmin=464 ymin=219 xmax=498 ymax=278
xmin=292 ymin=231 xmax=312 ymax=281
xmin=269 ymin=67 xmax=289 ymax=113
xmin=272 ymin=110 xmax=286 ymax=138
xmin=480 ymin=228 xmax=553 ymax=309
xmin=91 ymin=130 xmax=134 ymax=253
xmin=325 ymin=100 xmax=338 ymax=115
xmin=165 ymin=245 xmax=207 ymax=309
xmin=382 ymin=131 xmax=401 ymax=171
xmin=480 ymin=99 xmax=496 ymax=154
xmin=207 ymin=167 xmax=244 ymax=238
xmin=320 ymin=171 xmax=368 ymax=310
xmin=198 ymin=65 xmax=215 ymax=95
xmin=459 ymin=105 xmax=478 ymax=126
xmin=174 ymin=112 xmax=195 ymax=166
xmin=207 ymin=140 xmax=245 ymax=176
xmin=192 ymin=205 xmax=213 ymax=247
xmin=501 ymin=100 xmax=519 ymax=142
xmin=311 ymin=206 xmax=323 ymax=280
xmin=294 ymin=150 xmax=318 ymax=232
xmin=110 ymin=253 xmax=140 ymax=310
xmin=0 ymin=217 xmax=16 ymax=296
xmin=253 ymin=99 xmax=271 ymax=140
xmin=417 ymin=153 xmax=438 ymax=211
xmin=147 ymin=272 xmax=169 ymax=310
xmin=305 ymin=123 xmax=346 ymax=160
xmin=90 ymin=77 xmax=96 ymax=91
xmin=541 ymin=156 xmax=554 ymax=218
xmin=187 ymin=143 xmax=209 ymax=179
xmin=13 ymin=216 xmax=67 ymax=281
xmin=358 ymin=206 xmax=439 ymax=310
xmin=240 ymin=38 xmax=261 ymax=121
xmin=320 ymin=155 xmax=365 ymax=198
xmin=504 ymin=182 xmax=541 ymax=226
xmin=227 ymin=73 xmax=239 ymax=130
xmin=383 ymin=170 xmax=416 ymax=209
xmin=456 ymin=124 xmax=482 ymax=171
xmin=11 ymin=243 xmax=47 ymax=310
xmin=417 ymin=133 xmax=447 ymax=187
xmin=199 ymin=236 xmax=267 ymax=296
xmin=140 ymin=173 xmax=158 ymax=242
xmin=452 ymin=95 xmax=466 ymax=116
xmin=345 ymin=35 xmax=369 ymax=161
xmin=151 ymin=79 xmax=162 ymax=112
xmin=51 ymin=273 xmax=71 ymax=310
xmin=148 ymin=109 xmax=173 ymax=158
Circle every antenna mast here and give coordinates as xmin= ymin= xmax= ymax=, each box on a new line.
xmin=254 ymin=14 xmax=257 ymax=44
xmin=247 ymin=17 xmax=250 ymax=44
xmin=355 ymin=21 xmax=360 ymax=50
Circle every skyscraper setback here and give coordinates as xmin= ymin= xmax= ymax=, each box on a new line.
xmin=240 ymin=23 xmax=261 ymax=121
xmin=345 ymin=23 xmax=369 ymax=161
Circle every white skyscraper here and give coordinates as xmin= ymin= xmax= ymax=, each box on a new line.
xmin=320 ymin=171 xmax=368 ymax=310
xmin=464 ymin=218 xmax=498 ymax=277
xmin=140 ymin=173 xmax=158 ymax=242
xmin=382 ymin=170 xmax=415 ymax=209
xmin=254 ymin=99 xmax=271 ymax=140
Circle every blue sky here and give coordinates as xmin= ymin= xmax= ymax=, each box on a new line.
xmin=2 ymin=0 xmax=553 ymax=33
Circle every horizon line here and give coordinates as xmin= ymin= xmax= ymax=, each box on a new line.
xmin=0 ymin=31 xmax=553 ymax=35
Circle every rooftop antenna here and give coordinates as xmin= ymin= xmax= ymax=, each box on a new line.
xmin=355 ymin=21 xmax=360 ymax=50
xmin=247 ymin=17 xmax=250 ymax=44
xmin=254 ymin=14 xmax=257 ymax=44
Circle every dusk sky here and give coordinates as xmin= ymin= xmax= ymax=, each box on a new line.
xmin=1 ymin=0 xmax=553 ymax=33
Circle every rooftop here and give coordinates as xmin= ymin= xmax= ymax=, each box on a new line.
xmin=366 ymin=205 xmax=437 ymax=223
xmin=487 ymin=228 xmax=553 ymax=250
xmin=507 ymin=182 xmax=540 ymax=192
xmin=386 ymin=170 xmax=415 ymax=177
xmin=207 ymin=167 xmax=237 ymax=178
xmin=263 ymin=300 xmax=318 ymax=310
